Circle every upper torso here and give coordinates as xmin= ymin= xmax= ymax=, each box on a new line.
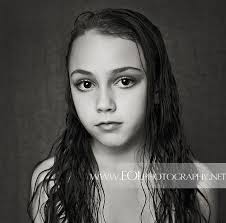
xmin=34 ymin=157 xmax=214 ymax=223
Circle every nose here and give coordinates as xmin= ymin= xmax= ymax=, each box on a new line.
xmin=96 ymin=88 xmax=116 ymax=113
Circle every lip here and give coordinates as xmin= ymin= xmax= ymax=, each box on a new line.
xmin=95 ymin=121 xmax=122 ymax=131
xmin=95 ymin=121 xmax=122 ymax=126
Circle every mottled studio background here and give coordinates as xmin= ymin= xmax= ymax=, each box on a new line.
xmin=1 ymin=0 xmax=226 ymax=222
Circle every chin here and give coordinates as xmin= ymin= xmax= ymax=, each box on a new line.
xmin=97 ymin=136 xmax=128 ymax=148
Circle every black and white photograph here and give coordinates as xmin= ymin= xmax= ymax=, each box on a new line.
xmin=1 ymin=1 xmax=226 ymax=222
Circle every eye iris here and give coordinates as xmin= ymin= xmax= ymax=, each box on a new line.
xmin=121 ymin=78 xmax=130 ymax=85
xmin=84 ymin=81 xmax=91 ymax=88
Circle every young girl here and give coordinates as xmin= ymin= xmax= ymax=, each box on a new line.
xmin=28 ymin=8 xmax=216 ymax=223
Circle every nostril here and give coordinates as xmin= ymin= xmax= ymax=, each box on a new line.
xmin=97 ymin=107 xmax=113 ymax=113
xmin=96 ymin=103 xmax=116 ymax=112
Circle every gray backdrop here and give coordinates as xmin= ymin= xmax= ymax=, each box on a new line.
xmin=1 ymin=0 xmax=226 ymax=222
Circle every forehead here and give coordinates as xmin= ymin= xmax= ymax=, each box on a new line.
xmin=68 ymin=30 xmax=146 ymax=73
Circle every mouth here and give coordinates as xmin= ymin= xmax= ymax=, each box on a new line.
xmin=95 ymin=121 xmax=122 ymax=131
xmin=95 ymin=121 xmax=122 ymax=126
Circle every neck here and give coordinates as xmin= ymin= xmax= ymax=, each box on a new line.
xmin=91 ymin=138 xmax=144 ymax=171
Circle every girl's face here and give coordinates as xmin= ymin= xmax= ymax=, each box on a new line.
xmin=68 ymin=30 xmax=147 ymax=149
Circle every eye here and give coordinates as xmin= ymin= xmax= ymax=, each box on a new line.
xmin=115 ymin=77 xmax=136 ymax=88
xmin=74 ymin=80 xmax=95 ymax=92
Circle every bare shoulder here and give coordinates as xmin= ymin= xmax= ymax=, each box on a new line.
xmin=31 ymin=156 xmax=55 ymax=195
xmin=193 ymin=160 xmax=218 ymax=222
xmin=29 ymin=157 xmax=55 ymax=222
xmin=193 ymin=160 xmax=218 ymax=189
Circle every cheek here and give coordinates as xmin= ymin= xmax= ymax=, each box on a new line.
xmin=71 ymin=93 xmax=94 ymax=123
xmin=118 ymin=87 xmax=147 ymax=117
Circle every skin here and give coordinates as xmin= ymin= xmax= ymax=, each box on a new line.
xmin=68 ymin=31 xmax=152 ymax=223
xmin=30 ymin=29 xmax=217 ymax=223
xmin=68 ymin=29 xmax=147 ymax=168
xmin=67 ymin=30 xmax=218 ymax=223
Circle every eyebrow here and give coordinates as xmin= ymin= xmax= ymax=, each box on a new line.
xmin=70 ymin=66 xmax=143 ymax=77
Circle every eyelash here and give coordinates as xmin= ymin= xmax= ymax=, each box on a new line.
xmin=73 ymin=76 xmax=137 ymax=92
xmin=115 ymin=77 xmax=136 ymax=88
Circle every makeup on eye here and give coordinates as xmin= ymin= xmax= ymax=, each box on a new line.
xmin=114 ymin=76 xmax=136 ymax=88
xmin=72 ymin=75 xmax=142 ymax=92
xmin=74 ymin=79 xmax=96 ymax=92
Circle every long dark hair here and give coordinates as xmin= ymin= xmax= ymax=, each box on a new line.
xmin=28 ymin=8 xmax=210 ymax=223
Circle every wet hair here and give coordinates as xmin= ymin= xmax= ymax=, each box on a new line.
xmin=28 ymin=8 xmax=211 ymax=223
